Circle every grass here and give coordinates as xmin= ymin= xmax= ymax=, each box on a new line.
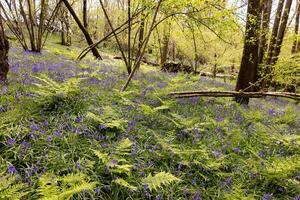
xmin=0 ymin=41 xmax=299 ymax=200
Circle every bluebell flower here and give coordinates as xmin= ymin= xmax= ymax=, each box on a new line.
xmin=94 ymin=187 xmax=100 ymax=194
xmin=192 ymin=189 xmax=201 ymax=200
xmin=54 ymin=130 xmax=60 ymax=137
xmin=233 ymin=147 xmax=240 ymax=153
xmin=7 ymin=138 xmax=16 ymax=146
xmin=259 ymin=149 xmax=267 ymax=159
xmin=225 ymin=177 xmax=233 ymax=186
xmin=32 ymin=64 xmax=39 ymax=73
xmin=99 ymin=124 xmax=107 ymax=130
xmin=8 ymin=165 xmax=17 ymax=174
xmin=143 ymin=184 xmax=150 ymax=198
xmin=75 ymin=162 xmax=81 ymax=170
xmin=47 ymin=136 xmax=53 ymax=142
xmin=30 ymin=124 xmax=39 ymax=131
xmin=294 ymin=195 xmax=300 ymax=200
xmin=157 ymin=82 xmax=168 ymax=89
xmin=263 ymin=193 xmax=272 ymax=200
xmin=128 ymin=120 xmax=137 ymax=131
xmin=75 ymin=116 xmax=83 ymax=123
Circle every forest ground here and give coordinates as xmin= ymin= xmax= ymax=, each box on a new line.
xmin=0 ymin=40 xmax=299 ymax=200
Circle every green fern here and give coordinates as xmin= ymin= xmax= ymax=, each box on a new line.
xmin=32 ymin=75 xmax=82 ymax=99
xmin=86 ymin=106 xmax=125 ymax=130
xmin=92 ymin=138 xmax=134 ymax=174
xmin=0 ymin=174 xmax=28 ymax=200
xmin=113 ymin=178 xmax=137 ymax=191
xmin=142 ymin=172 xmax=179 ymax=191
xmin=115 ymin=138 xmax=133 ymax=155
xmin=38 ymin=173 xmax=96 ymax=200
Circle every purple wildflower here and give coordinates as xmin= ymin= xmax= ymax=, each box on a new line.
xmin=94 ymin=187 xmax=100 ymax=194
xmin=99 ymin=124 xmax=107 ymax=130
xmin=157 ymin=82 xmax=167 ymax=89
xmin=30 ymin=124 xmax=39 ymax=131
xmin=32 ymin=64 xmax=39 ymax=73
xmin=294 ymin=195 xmax=300 ymax=200
xmin=263 ymin=193 xmax=272 ymax=200
xmin=128 ymin=120 xmax=137 ymax=131
xmin=259 ymin=149 xmax=267 ymax=159
xmin=8 ymin=165 xmax=17 ymax=174
xmin=192 ymin=189 xmax=201 ymax=200
xmin=54 ymin=130 xmax=60 ymax=137
xmin=75 ymin=162 xmax=81 ymax=170
xmin=216 ymin=116 xmax=224 ymax=122
xmin=47 ymin=136 xmax=53 ymax=142
xmin=233 ymin=147 xmax=240 ymax=153
xmin=143 ymin=184 xmax=150 ymax=198
xmin=225 ymin=177 xmax=233 ymax=186
xmin=75 ymin=116 xmax=83 ymax=123
xmin=7 ymin=138 xmax=16 ymax=146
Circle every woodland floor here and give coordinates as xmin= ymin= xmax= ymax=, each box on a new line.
xmin=0 ymin=41 xmax=299 ymax=200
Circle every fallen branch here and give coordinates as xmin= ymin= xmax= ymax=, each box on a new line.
xmin=169 ymin=91 xmax=300 ymax=101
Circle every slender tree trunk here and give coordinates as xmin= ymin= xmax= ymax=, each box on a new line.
xmin=62 ymin=0 xmax=102 ymax=59
xmin=160 ymin=23 xmax=170 ymax=66
xmin=127 ymin=0 xmax=132 ymax=72
xmin=0 ymin=13 xmax=9 ymax=83
xmin=61 ymin=20 xmax=66 ymax=45
xmin=258 ymin=0 xmax=272 ymax=64
xmin=292 ymin=1 xmax=300 ymax=53
xmin=83 ymin=0 xmax=88 ymax=29
xmin=271 ymin=0 xmax=293 ymax=64
xmin=235 ymin=0 xmax=261 ymax=104
xmin=266 ymin=0 xmax=285 ymax=65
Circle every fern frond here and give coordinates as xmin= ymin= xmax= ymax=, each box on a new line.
xmin=0 ymin=174 xmax=28 ymax=200
xmin=115 ymin=138 xmax=133 ymax=155
xmin=142 ymin=172 xmax=179 ymax=191
xmin=113 ymin=178 xmax=137 ymax=191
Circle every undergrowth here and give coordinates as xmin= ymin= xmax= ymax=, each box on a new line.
xmin=0 ymin=44 xmax=299 ymax=199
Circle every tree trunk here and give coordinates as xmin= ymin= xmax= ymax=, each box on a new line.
xmin=83 ymin=0 xmax=88 ymax=29
xmin=160 ymin=23 xmax=170 ymax=66
xmin=0 ymin=14 xmax=9 ymax=83
xmin=271 ymin=0 xmax=293 ymax=64
xmin=258 ymin=0 xmax=272 ymax=64
xmin=266 ymin=0 xmax=285 ymax=65
xmin=62 ymin=0 xmax=102 ymax=59
xmin=61 ymin=20 xmax=66 ymax=45
xmin=235 ymin=0 xmax=261 ymax=104
xmin=292 ymin=1 xmax=300 ymax=53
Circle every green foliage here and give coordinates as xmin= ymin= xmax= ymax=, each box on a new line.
xmin=38 ymin=173 xmax=96 ymax=200
xmin=86 ymin=105 xmax=126 ymax=130
xmin=113 ymin=178 xmax=137 ymax=191
xmin=0 ymin=174 xmax=27 ymax=200
xmin=30 ymin=75 xmax=84 ymax=113
xmin=92 ymin=138 xmax=134 ymax=174
xmin=142 ymin=172 xmax=179 ymax=191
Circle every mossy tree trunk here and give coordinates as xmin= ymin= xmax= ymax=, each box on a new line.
xmin=235 ymin=0 xmax=261 ymax=104
xmin=0 ymin=14 xmax=9 ymax=83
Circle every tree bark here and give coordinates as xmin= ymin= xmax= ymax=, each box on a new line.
xmin=160 ymin=23 xmax=170 ymax=66
xmin=62 ymin=0 xmax=101 ymax=59
xmin=235 ymin=0 xmax=261 ymax=104
xmin=271 ymin=0 xmax=293 ymax=64
xmin=0 ymin=13 xmax=9 ymax=83
xmin=258 ymin=0 xmax=272 ymax=64
xmin=266 ymin=0 xmax=285 ymax=65
xmin=83 ymin=0 xmax=88 ymax=29
xmin=292 ymin=1 xmax=300 ymax=53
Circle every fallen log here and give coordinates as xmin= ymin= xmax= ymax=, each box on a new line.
xmin=169 ymin=91 xmax=300 ymax=101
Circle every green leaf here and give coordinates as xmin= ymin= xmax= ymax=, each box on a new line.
xmin=142 ymin=172 xmax=179 ymax=191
